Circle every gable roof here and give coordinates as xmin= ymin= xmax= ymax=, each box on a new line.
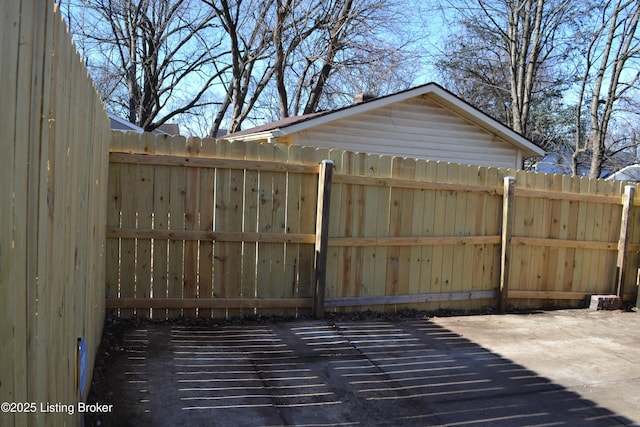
xmin=224 ymin=83 xmax=545 ymax=157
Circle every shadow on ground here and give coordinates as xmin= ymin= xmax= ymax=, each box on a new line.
xmin=85 ymin=317 xmax=635 ymax=426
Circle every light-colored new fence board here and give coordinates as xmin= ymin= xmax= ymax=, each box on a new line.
xmin=118 ymin=137 xmax=138 ymax=319
xmin=408 ymin=159 xmax=428 ymax=308
xmin=297 ymin=147 xmax=321 ymax=310
xmin=167 ymin=136 xmax=187 ymax=317
xmin=227 ymin=140 xmax=248 ymax=317
xmin=325 ymin=149 xmax=344 ymax=307
xmin=183 ymin=137 xmax=201 ymax=317
xmin=136 ymin=133 xmax=155 ymax=318
xmin=197 ymin=138 xmax=215 ymax=317
xmin=396 ymin=157 xmax=416 ymax=311
xmin=417 ymin=158 xmax=439 ymax=311
xmin=284 ymin=144 xmax=303 ymax=316
xmin=270 ymin=144 xmax=289 ymax=313
xmin=1 ymin=2 xmax=110 ymax=426
xmin=152 ymin=135 xmax=172 ymax=319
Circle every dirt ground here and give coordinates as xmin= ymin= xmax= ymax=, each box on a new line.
xmin=84 ymin=309 xmax=640 ymax=426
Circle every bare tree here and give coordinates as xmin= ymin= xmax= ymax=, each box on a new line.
xmin=202 ymin=0 xmax=279 ymax=135
xmin=61 ymin=0 xmax=227 ymax=132
xmin=204 ymin=0 xmax=418 ymax=135
xmin=62 ymin=0 xmax=422 ymax=136
xmin=575 ymin=0 xmax=640 ymax=178
xmin=436 ymin=0 xmax=573 ymax=137
xmin=286 ymin=0 xmax=418 ymax=117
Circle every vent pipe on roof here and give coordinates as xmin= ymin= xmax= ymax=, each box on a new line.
xmin=353 ymin=93 xmax=376 ymax=104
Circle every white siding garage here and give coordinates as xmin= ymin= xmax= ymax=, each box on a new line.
xmin=223 ymin=83 xmax=544 ymax=169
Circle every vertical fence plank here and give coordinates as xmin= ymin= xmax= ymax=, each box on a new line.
xmin=499 ymin=176 xmax=515 ymax=312
xmin=397 ymin=158 xmax=416 ymax=311
xmin=531 ymin=173 xmax=549 ymax=306
xmin=17 ymin=0 xmax=39 ymax=415
xmin=212 ymin=139 xmax=230 ymax=317
xmin=241 ymin=141 xmax=260 ymax=315
xmin=323 ymin=148 xmax=342 ymax=308
xmin=472 ymin=166 xmax=492 ymax=308
xmin=197 ymin=138 xmax=216 ymax=318
xmin=545 ymin=174 xmax=564 ymax=306
xmin=590 ymin=178 xmax=608 ymax=293
xmin=299 ymin=147 xmax=324 ymax=307
xmin=135 ymin=133 xmax=154 ymax=318
xmin=560 ymin=175 xmax=580 ymax=297
xmin=256 ymin=143 xmax=276 ymax=314
xmin=459 ymin=165 xmax=480 ymax=310
xmin=168 ymin=136 xmax=187 ymax=317
xmin=418 ymin=160 xmax=438 ymax=310
xmin=152 ymin=135 xmax=172 ymax=319
xmin=335 ymin=151 xmax=351 ymax=306
xmin=106 ymin=132 xmax=123 ymax=303
xmin=448 ymin=164 xmax=471 ymax=310
xmin=339 ymin=151 xmax=366 ymax=309
xmin=354 ymin=153 xmax=368 ymax=308
xmin=227 ymin=140 xmax=247 ymax=317
xmin=602 ymin=180 xmax=621 ymax=293
xmin=270 ymin=145 xmax=289 ymax=314
xmin=361 ymin=153 xmax=382 ymax=311
xmin=118 ymin=134 xmax=139 ymax=318
xmin=484 ymin=167 xmax=502 ymax=299
xmin=408 ymin=159 xmax=427 ymax=307
xmin=442 ymin=163 xmax=460 ymax=305
xmin=429 ymin=162 xmax=448 ymax=307
xmin=285 ymin=144 xmax=303 ymax=316
xmin=0 ymin=0 xmax=20 ymax=417
xmin=511 ymin=170 xmax=530 ymax=305
xmin=183 ymin=137 xmax=201 ymax=317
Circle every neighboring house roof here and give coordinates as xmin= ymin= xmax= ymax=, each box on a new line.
xmin=223 ymin=83 xmax=545 ymax=158
xmin=606 ymin=164 xmax=640 ymax=181
xmin=109 ymin=113 xmax=176 ymax=136
xmin=157 ymin=123 xmax=180 ymax=136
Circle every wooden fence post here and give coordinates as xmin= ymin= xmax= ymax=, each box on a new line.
xmin=616 ymin=185 xmax=634 ymax=298
xmin=499 ymin=176 xmax=515 ymax=313
xmin=313 ymin=160 xmax=334 ymax=319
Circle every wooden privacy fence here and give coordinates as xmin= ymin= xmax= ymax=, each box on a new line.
xmin=106 ymin=133 xmax=329 ymax=319
xmin=106 ymin=133 xmax=640 ymax=318
xmin=1 ymin=2 xmax=111 ymax=426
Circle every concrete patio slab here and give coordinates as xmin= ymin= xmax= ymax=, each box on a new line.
xmin=85 ymin=309 xmax=640 ymax=426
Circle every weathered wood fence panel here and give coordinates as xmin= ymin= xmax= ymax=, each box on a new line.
xmin=1 ymin=2 xmax=111 ymax=426
xmin=106 ymin=133 xmax=640 ymax=318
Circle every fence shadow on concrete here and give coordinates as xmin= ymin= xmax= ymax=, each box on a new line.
xmin=86 ymin=319 xmax=633 ymax=426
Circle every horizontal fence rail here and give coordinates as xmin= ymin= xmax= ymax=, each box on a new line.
xmin=106 ymin=133 xmax=640 ymax=318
